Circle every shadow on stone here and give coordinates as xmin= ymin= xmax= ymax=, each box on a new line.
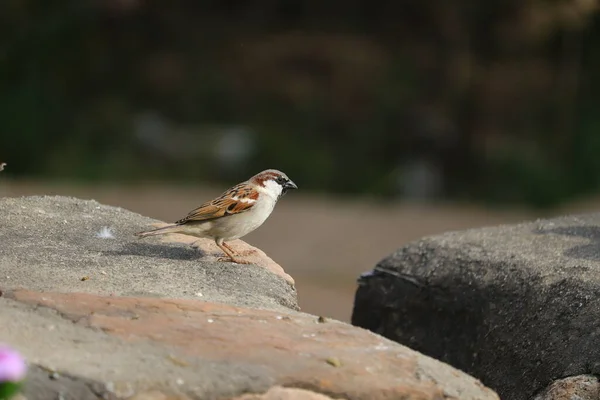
xmin=103 ymin=241 xmax=207 ymax=261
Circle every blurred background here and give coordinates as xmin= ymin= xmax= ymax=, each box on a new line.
xmin=1 ymin=0 xmax=600 ymax=321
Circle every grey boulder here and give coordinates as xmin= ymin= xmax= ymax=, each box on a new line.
xmin=0 ymin=195 xmax=298 ymax=312
xmin=352 ymin=214 xmax=600 ymax=400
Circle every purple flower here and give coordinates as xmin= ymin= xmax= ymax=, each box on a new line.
xmin=0 ymin=346 xmax=26 ymax=382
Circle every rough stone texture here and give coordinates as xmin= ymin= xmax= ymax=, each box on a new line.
xmin=532 ymin=375 xmax=600 ymax=400
xmin=21 ymin=364 xmax=116 ymax=400
xmin=0 ymin=195 xmax=297 ymax=312
xmin=352 ymin=213 xmax=600 ymax=400
xmin=0 ymin=289 xmax=498 ymax=400
xmin=0 ymin=195 xmax=499 ymax=400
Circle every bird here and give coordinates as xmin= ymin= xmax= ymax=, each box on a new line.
xmin=134 ymin=169 xmax=297 ymax=264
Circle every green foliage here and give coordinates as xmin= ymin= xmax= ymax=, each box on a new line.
xmin=0 ymin=381 xmax=21 ymax=400
xmin=1 ymin=1 xmax=600 ymax=208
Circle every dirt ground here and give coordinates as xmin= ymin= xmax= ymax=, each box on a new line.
xmin=2 ymin=180 xmax=598 ymax=322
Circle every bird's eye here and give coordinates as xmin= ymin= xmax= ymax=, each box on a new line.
xmin=276 ymin=176 xmax=287 ymax=185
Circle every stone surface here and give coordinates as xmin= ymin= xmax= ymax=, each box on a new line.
xmin=0 ymin=289 xmax=498 ymax=400
xmin=21 ymin=364 xmax=115 ymax=400
xmin=352 ymin=213 xmax=600 ymax=400
xmin=532 ymin=375 xmax=600 ymax=400
xmin=0 ymin=195 xmax=499 ymax=400
xmin=0 ymin=195 xmax=297 ymax=312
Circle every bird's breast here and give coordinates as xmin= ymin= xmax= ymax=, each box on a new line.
xmin=212 ymin=197 xmax=277 ymax=240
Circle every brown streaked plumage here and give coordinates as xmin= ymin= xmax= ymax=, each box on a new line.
xmin=175 ymin=182 xmax=260 ymax=224
xmin=134 ymin=169 xmax=297 ymax=264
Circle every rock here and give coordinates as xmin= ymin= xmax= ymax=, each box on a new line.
xmin=0 ymin=195 xmax=296 ymax=312
xmin=352 ymin=213 xmax=600 ymax=400
xmin=0 ymin=289 xmax=498 ymax=400
xmin=0 ymin=195 xmax=498 ymax=400
xmin=532 ymin=375 xmax=600 ymax=400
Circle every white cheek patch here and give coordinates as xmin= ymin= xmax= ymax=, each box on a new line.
xmin=263 ymin=180 xmax=283 ymax=197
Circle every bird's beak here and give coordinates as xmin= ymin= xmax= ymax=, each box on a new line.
xmin=284 ymin=180 xmax=298 ymax=190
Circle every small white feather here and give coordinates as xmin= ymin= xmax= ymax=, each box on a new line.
xmin=96 ymin=226 xmax=115 ymax=239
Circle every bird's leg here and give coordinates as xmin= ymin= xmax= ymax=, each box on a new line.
xmin=222 ymin=242 xmax=239 ymax=256
xmin=216 ymin=240 xmax=251 ymax=264
xmin=223 ymin=241 xmax=257 ymax=257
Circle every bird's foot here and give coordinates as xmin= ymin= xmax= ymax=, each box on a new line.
xmin=235 ymin=249 xmax=257 ymax=256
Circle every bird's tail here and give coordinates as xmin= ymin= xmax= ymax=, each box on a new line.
xmin=134 ymin=224 xmax=182 ymax=238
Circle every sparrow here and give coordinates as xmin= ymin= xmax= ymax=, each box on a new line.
xmin=134 ymin=169 xmax=297 ymax=264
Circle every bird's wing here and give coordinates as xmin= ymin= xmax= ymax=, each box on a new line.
xmin=175 ymin=183 xmax=258 ymax=224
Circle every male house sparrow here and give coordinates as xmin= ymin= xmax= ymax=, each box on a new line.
xmin=134 ymin=169 xmax=297 ymax=264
